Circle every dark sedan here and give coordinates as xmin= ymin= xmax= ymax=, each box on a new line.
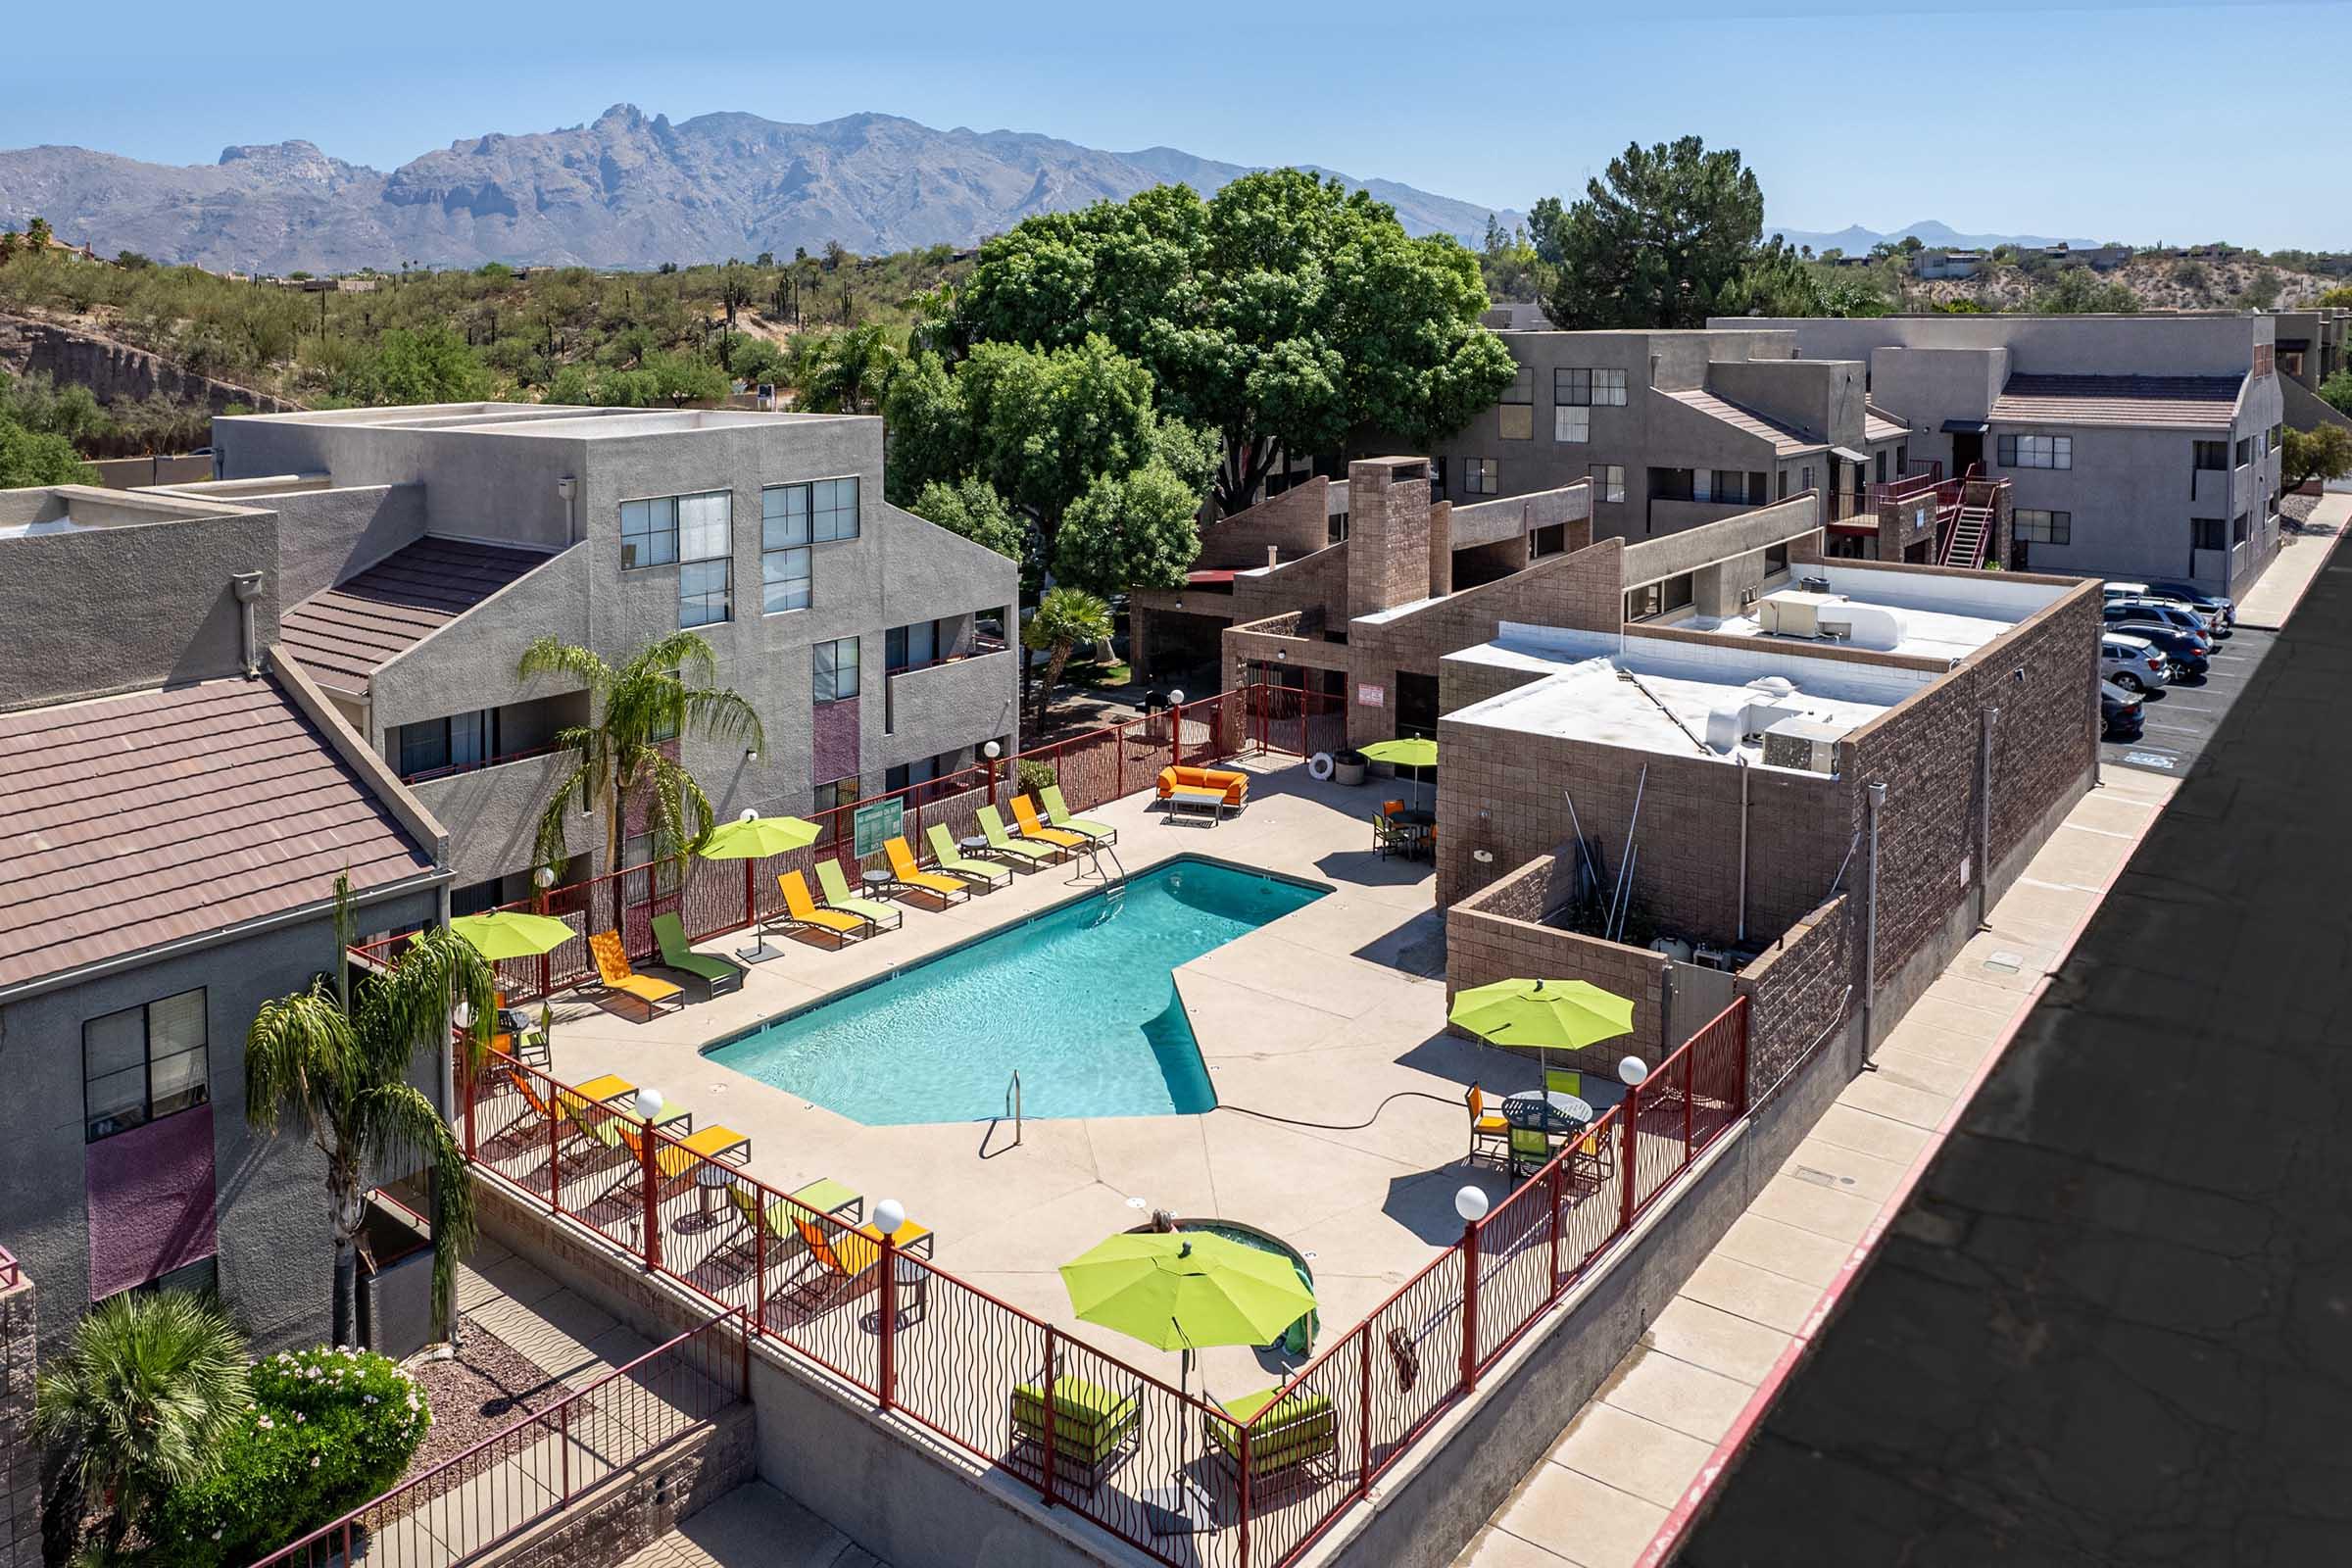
xmin=2108 ymin=617 xmax=2211 ymax=677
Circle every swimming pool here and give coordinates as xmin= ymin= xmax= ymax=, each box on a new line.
xmin=706 ymin=858 xmax=1328 ymax=1125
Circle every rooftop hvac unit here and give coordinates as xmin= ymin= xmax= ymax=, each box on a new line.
xmin=1760 ymin=715 xmax=1845 ymax=773
xmin=1703 ymin=701 xmax=1747 ymax=753
xmin=1797 ymin=573 xmax=1833 ymax=593
xmin=1755 ymin=590 xmax=1844 ymax=639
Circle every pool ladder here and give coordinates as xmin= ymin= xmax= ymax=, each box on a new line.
xmin=982 ymin=1069 xmax=1023 ymax=1158
xmin=1076 ymin=839 xmax=1130 ymax=905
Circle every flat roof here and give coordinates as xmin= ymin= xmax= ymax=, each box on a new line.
xmin=1682 ymin=563 xmax=2062 ymax=664
xmin=1446 ymin=624 xmax=1935 ymax=767
xmin=224 ymin=403 xmax=863 ymax=440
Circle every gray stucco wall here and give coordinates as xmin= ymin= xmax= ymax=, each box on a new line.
xmin=0 ymin=884 xmax=442 ymax=1360
xmin=268 ymin=483 xmax=429 ymax=604
xmin=0 ymin=503 xmax=280 ymax=711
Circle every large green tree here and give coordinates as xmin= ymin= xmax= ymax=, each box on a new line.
xmin=950 ymin=170 xmax=1514 ymax=514
xmin=0 ymin=416 xmax=96 ymax=485
xmin=520 ymin=630 xmax=764 ymax=880
xmin=909 ymin=475 xmax=1035 ymax=588
xmin=246 ymin=882 xmax=492 ymax=1349
xmin=1542 ymin=137 xmax=1767 ymax=329
xmin=2283 ymin=424 xmax=2352 ymax=486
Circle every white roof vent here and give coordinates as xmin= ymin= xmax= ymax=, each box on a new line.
xmin=1746 ymin=675 xmax=1797 ymax=699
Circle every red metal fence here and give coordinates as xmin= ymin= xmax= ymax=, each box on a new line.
xmin=435 ymin=996 xmax=1748 ymax=1567
xmin=248 ymin=1308 xmax=745 ymax=1568
xmin=354 ymin=685 xmax=1310 ymax=1004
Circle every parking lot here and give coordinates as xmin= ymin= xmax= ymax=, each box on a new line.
xmin=2103 ymin=621 xmax=2277 ymax=777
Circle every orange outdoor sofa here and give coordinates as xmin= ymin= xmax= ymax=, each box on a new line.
xmin=1155 ymin=766 xmax=1249 ymax=807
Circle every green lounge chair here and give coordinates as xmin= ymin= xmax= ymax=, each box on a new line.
xmin=927 ymin=823 xmax=1012 ymax=889
xmin=977 ymin=805 xmax=1058 ymax=867
xmin=651 ymin=912 xmax=744 ymax=996
xmin=1202 ymin=1387 xmax=1339 ymax=1503
xmin=1008 ymin=1374 xmax=1143 ymax=1494
xmin=1040 ymin=784 xmax=1117 ymax=846
xmin=813 ymin=858 xmax=904 ymax=932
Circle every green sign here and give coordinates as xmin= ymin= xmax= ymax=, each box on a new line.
xmin=852 ymin=796 xmax=905 ymax=859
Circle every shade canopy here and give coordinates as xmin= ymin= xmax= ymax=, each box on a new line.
xmin=1359 ymin=736 xmax=1439 ymax=769
xmin=1447 ymin=978 xmax=1635 ymax=1054
xmin=698 ymin=815 xmax=822 ymax=861
xmin=1059 ymin=1232 xmax=1317 ymax=1354
xmin=449 ymin=910 xmax=575 ymax=959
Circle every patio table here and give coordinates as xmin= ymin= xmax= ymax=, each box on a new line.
xmin=1502 ymin=1089 xmax=1592 ymax=1134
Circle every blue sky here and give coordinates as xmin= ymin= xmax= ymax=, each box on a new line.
xmin=9 ymin=0 xmax=2346 ymax=249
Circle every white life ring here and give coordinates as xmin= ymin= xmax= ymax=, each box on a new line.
xmin=1306 ymin=752 xmax=1336 ymax=781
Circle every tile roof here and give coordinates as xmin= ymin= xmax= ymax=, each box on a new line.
xmin=1658 ymin=387 xmax=1823 ymax=457
xmin=280 ymin=538 xmax=552 ymax=696
xmin=1864 ymin=404 xmax=1909 ymax=443
xmin=0 ymin=679 xmax=434 ymax=990
xmin=1989 ymin=373 xmax=2245 ymax=430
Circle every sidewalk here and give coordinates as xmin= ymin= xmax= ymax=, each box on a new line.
xmin=1454 ymin=765 xmax=2182 ymax=1568
xmin=2233 ymin=491 xmax=2347 ymax=628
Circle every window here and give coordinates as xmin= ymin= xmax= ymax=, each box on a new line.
xmin=1706 ymin=469 xmax=1755 ymax=505
xmin=2193 ymin=440 xmax=2229 ymax=471
xmin=84 ymin=989 xmax=208 ymax=1143
xmin=1531 ymin=523 xmax=1566 ymax=558
xmin=1502 ymin=367 xmax=1534 ymax=404
xmin=1553 ymin=406 xmax=1591 ymax=443
xmin=812 ymin=476 xmax=860 ymax=541
xmin=679 ymin=559 xmax=731 ymax=627
xmin=2190 ymin=517 xmax=2227 ymax=551
xmin=2234 ymin=436 xmax=2253 ymax=467
xmin=1589 ymin=464 xmax=1626 ymax=504
xmin=813 ymin=775 xmax=860 ymax=817
xmin=1463 ymin=458 xmax=1499 ymax=496
xmin=1764 ymin=542 xmax=1789 ymax=574
xmin=394 ymin=710 xmax=496 ymax=778
xmin=1996 ymin=434 xmax=2071 ymax=469
xmin=1895 ymin=443 xmax=1908 ymax=473
xmin=620 ymin=496 xmax=679 ymax=567
xmin=1777 ymin=469 xmax=1790 ymax=501
xmin=1875 ymin=449 xmax=1887 ymax=484
xmin=1624 ymin=573 xmax=1693 ymax=621
xmin=884 ymin=752 xmax=956 ymax=794
xmin=2015 ymin=509 xmax=2072 ymax=545
xmin=760 ymin=484 xmax=812 ymax=612
xmin=813 ymin=637 xmax=860 ymax=703
xmin=2253 ymin=343 xmax=2275 ymax=378
xmin=619 ymin=832 xmax=682 ymax=895
xmin=1800 ymin=466 xmax=1815 ymax=494
xmin=2281 ymin=349 xmax=2306 ymax=379
xmin=2232 ymin=513 xmax=2251 ymax=544
xmin=1553 ymin=367 xmax=1628 ymax=407
xmin=1499 ymin=405 xmax=1533 ymax=440
xmin=886 ymin=619 xmax=948 ymax=671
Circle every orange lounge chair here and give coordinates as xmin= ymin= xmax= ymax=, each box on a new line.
xmin=587 ymin=1120 xmax=751 ymax=1210
xmin=770 ymin=870 xmax=868 ymax=946
xmin=885 ymin=837 xmax=969 ymax=906
xmin=775 ymin=1211 xmax=934 ymax=1314
xmin=588 ymin=930 xmax=683 ymax=1019
xmin=1009 ymin=794 xmax=1088 ymax=852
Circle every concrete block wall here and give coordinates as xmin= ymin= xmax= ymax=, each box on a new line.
xmin=1447 ymin=855 xmax=1674 ymax=1059
xmin=477 ymin=1405 xmax=756 ymax=1568
xmin=1197 ymin=476 xmax=1331 ymax=568
xmin=1734 ymin=895 xmax=1859 ymax=1099
xmin=0 ymin=1263 xmax=36 ymax=1568
xmin=1346 ymin=459 xmax=1436 ymax=622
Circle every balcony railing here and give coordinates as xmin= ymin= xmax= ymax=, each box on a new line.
xmin=399 ymin=742 xmax=565 ymax=786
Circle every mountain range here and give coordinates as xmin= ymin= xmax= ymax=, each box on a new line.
xmin=0 ymin=105 xmax=1525 ymax=274
xmin=1766 ymin=220 xmax=2109 ymax=255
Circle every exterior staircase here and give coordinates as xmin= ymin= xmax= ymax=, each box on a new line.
xmin=1937 ymin=470 xmax=2009 ymax=569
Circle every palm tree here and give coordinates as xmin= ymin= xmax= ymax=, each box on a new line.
xmin=519 ymin=631 xmax=764 ymax=881
xmin=33 ymin=1291 xmax=250 ymax=1555
xmin=1023 ymin=586 xmax=1114 ymax=731
xmin=247 ymin=881 xmax=494 ymax=1349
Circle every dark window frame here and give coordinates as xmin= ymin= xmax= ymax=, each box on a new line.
xmin=83 ymin=988 xmax=210 ymax=1144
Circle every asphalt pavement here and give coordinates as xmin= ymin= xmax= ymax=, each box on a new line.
xmin=1683 ymin=554 xmax=2352 ymax=1565
xmin=2103 ymin=625 xmax=2276 ymax=778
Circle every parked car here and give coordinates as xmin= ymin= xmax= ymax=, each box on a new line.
xmin=2104 ymin=584 xmax=2226 ymax=635
xmin=2108 ymin=618 xmax=2211 ymax=678
xmin=2104 ymin=599 xmax=2213 ymax=640
xmin=2101 ymin=678 xmax=2145 ymax=741
xmin=2109 ymin=579 xmax=2235 ymax=630
xmin=2100 ymin=633 xmax=2169 ymax=693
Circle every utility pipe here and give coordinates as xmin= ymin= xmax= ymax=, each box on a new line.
xmin=1978 ymin=707 xmax=1999 ymax=928
xmin=1861 ymin=781 xmax=1886 ymax=1066
xmin=232 ymin=571 xmax=264 ymax=676
xmin=1735 ymin=753 xmax=1751 ymax=944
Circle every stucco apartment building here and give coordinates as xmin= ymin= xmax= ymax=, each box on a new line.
xmin=1713 ymin=314 xmax=2288 ymax=599
xmin=180 ymin=404 xmax=1021 ymax=907
xmin=1356 ymin=328 xmax=1915 ymax=545
xmin=2266 ymin=306 xmax=2351 ymax=431
xmin=0 ymin=484 xmax=450 ymax=1360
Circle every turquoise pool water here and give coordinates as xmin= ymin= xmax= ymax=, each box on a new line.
xmin=706 ymin=858 xmax=1327 ymax=1125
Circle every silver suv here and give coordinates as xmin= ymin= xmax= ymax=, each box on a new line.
xmin=2100 ymin=633 xmax=2169 ymax=693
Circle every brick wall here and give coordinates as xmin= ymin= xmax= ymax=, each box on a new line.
xmin=477 ymin=1404 xmax=757 ymax=1568
xmin=1346 ymin=460 xmax=1436 ymax=622
xmin=1446 ymin=854 xmax=1674 ymax=1058
xmin=1231 ymin=541 xmax=1350 ymax=629
xmin=1735 ymin=895 xmax=1858 ymax=1099
xmin=0 ymin=1262 xmax=34 ymax=1568
xmin=1197 ymin=477 xmax=1332 ymax=569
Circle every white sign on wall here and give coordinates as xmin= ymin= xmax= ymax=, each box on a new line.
xmin=1357 ymin=683 xmax=1387 ymax=708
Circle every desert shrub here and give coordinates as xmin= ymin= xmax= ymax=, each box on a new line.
xmin=1014 ymin=758 xmax=1058 ymax=799
xmin=146 ymin=1348 xmax=429 ymax=1568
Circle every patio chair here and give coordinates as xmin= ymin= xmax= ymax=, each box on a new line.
xmin=884 ymin=836 xmax=969 ymax=906
xmin=1009 ymin=794 xmax=1089 ymax=852
xmin=1544 ymin=1067 xmax=1584 ymax=1100
xmin=977 ymin=805 xmax=1060 ymax=867
xmin=1201 ymin=1386 xmax=1340 ymax=1505
xmin=586 ymin=1120 xmax=751 ymax=1212
xmin=486 ymin=990 xmax=550 ymax=1069
xmin=651 ymin=912 xmax=745 ymax=997
xmin=813 ymin=858 xmax=905 ymax=932
xmin=769 ymin=871 xmax=867 ymax=947
xmin=1373 ymin=802 xmax=1412 ymax=860
xmin=588 ymin=930 xmax=683 ymax=1020
xmin=1466 ymin=1085 xmax=1511 ymax=1167
xmin=1039 ymin=784 xmax=1117 ymax=847
xmin=1007 ymin=1373 xmax=1143 ymax=1494
xmin=1571 ymin=1122 xmax=1615 ymax=1186
xmin=926 ymin=823 xmax=1012 ymax=889
xmin=481 ymin=1067 xmax=591 ymax=1160
xmin=1508 ymin=1125 xmax=1554 ymax=1177
xmin=774 ymin=1211 xmax=933 ymax=1315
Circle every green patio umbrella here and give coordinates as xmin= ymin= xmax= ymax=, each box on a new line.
xmin=448 ymin=909 xmax=576 ymax=960
xmin=697 ymin=813 xmax=822 ymax=860
xmin=1060 ymin=1231 xmax=1318 ymax=1394
xmin=1448 ymin=977 xmax=1635 ymax=1080
xmin=1360 ymin=735 xmax=1439 ymax=809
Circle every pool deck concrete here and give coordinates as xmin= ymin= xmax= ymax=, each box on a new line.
xmin=536 ymin=756 xmax=1541 ymax=1395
